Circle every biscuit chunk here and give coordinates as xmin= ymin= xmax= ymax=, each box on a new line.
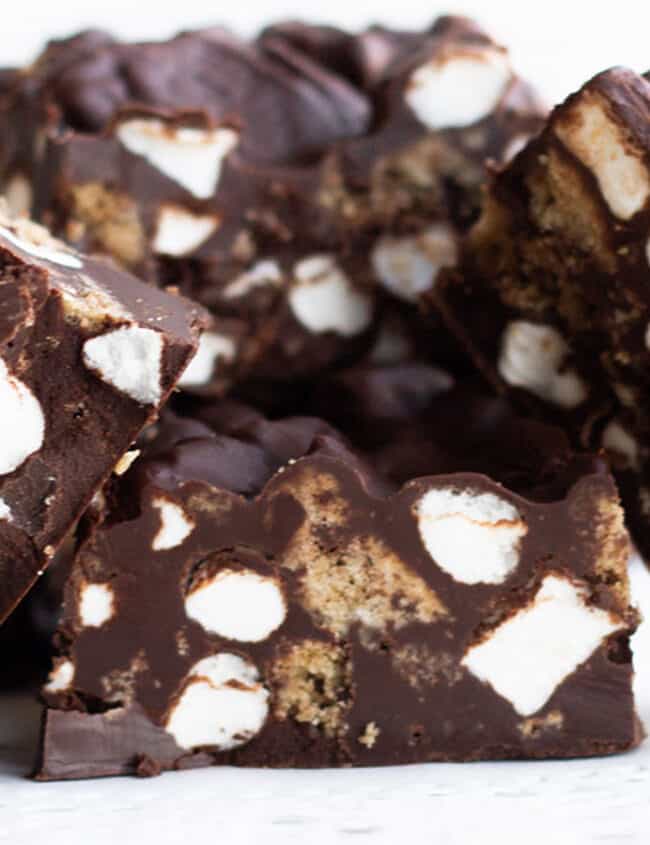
xmin=437 ymin=67 xmax=650 ymax=555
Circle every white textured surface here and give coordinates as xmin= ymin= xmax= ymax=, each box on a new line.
xmin=1 ymin=557 xmax=649 ymax=845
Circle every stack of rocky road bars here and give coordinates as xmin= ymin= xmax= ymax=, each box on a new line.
xmin=0 ymin=16 xmax=646 ymax=779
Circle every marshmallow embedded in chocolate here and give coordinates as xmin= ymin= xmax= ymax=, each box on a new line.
xmin=37 ymin=399 xmax=639 ymax=778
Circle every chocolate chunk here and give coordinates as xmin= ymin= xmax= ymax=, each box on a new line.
xmin=36 ymin=398 xmax=640 ymax=778
xmin=0 ymin=207 xmax=207 ymax=622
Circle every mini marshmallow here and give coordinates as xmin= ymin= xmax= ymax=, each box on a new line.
xmin=152 ymin=205 xmax=219 ymax=256
xmin=221 ymin=260 xmax=283 ymax=300
xmin=4 ymin=173 xmax=32 ymax=217
xmin=177 ymin=331 xmax=236 ymax=389
xmin=83 ymin=326 xmax=163 ymax=405
xmin=185 ymin=568 xmax=286 ymax=642
xmin=498 ymin=321 xmax=587 ymax=408
xmin=0 ymin=224 xmax=82 ymax=269
xmin=406 ymin=48 xmax=511 ymax=130
xmin=0 ymin=498 xmax=12 ymax=522
xmin=555 ymin=99 xmax=650 ymax=220
xmin=45 ymin=659 xmax=75 ymax=693
xmin=289 ymin=255 xmax=372 ymax=337
xmin=116 ymin=119 xmax=239 ymax=199
xmin=462 ymin=574 xmax=622 ymax=715
xmin=371 ymin=224 xmax=457 ymax=303
xmin=0 ymin=357 xmax=45 ymax=475
xmin=152 ymin=495 xmax=195 ymax=550
xmin=79 ymin=582 xmax=115 ymax=628
xmin=416 ymin=487 xmax=527 ymax=584
xmin=165 ymin=653 xmax=269 ymax=750
xmin=602 ymin=420 xmax=639 ymax=468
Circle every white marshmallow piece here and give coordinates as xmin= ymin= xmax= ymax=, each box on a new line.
xmin=289 ymin=255 xmax=373 ymax=337
xmin=165 ymin=653 xmax=269 ymax=750
xmin=83 ymin=326 xmax=163 ymax=406
xmin=0 ymin=498 xmax=12 ymax=522
xmin=602 ymin=420 xmax=639 ymax=468
xmin=555 ymin=99 xmax=650 ymax=220
xmin=462 ymin=574 xmax=622 ymax=715
xmin=116 ymin=119 xmax=239 ymax=199
xmin=0 ymin=358 xmax=45 ymax=476
xmin=4 ymin=173 xmax=33 ymax=217
xmin=416 ymin=488 xmax=527 ymax=584
xmin=45 ymin=659 xmax=75 ymax=693
xmin=152 ymin=495 xmax=194 ymax=551
xmin=406 ymin=48 xmax=511 ymax=130
xmin=371 ymin=224 xmax=458 ymax=303
xmin=0 ymin=224 xmax=82 ymax=269
xmin=153 ymin=205 xmax=219 ymax=256
xmin=221 ymin=260 xmax=283 ymax=300
xmin=185 ymin=569 xmax=286 ymax=642
xmin=178 ymin=331 xmax=236 ymax=389
xmin=498 ymin=321 xmax=588 ymax=408
xmin=79 ymin=583 xmax=115 ymax=628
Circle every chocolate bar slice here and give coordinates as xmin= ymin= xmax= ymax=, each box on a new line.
xmin=437 ymin=67 xmax=650 ymax=556
xmin=37 ymin=396 xmax=639 ymax=779
xmin=0 ymin=207 xmax=206 ymax=623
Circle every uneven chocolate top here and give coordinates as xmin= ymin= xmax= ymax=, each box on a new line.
xmin=300 ymin=364 xmax=607 ymax=502
xmin=27 ymin=28 xmax=372 ymax=165
xmin=39 ymin=387 xmax=636 ymax=778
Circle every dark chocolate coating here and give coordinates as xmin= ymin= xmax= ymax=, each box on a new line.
xmin=37 ymin=397 xmax=639 ymax=779
xmin=0 ymin=213 xmax=207 ymax=623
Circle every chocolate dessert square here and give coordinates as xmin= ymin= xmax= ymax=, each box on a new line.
xmin=36 ymin=394 xmax=639 ymax=778
xmin=0 ymin=207 xmax=206 ymax=622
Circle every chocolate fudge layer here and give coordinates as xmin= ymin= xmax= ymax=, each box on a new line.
xmin=0 ymin=207 xmax=207 ymax=623
xmin=0 ymin=18 xmax=543 ymax=390
xmin=436 ymin=67 xmax=650 ymax=556
xmin=37 ymin=397 xmax=639 ymax=779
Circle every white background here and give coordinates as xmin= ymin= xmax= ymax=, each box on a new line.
xmin=3 ymin=0 xmax=650 ymax=105
xmin=2 ymin=2 xmax=650 ymax=842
